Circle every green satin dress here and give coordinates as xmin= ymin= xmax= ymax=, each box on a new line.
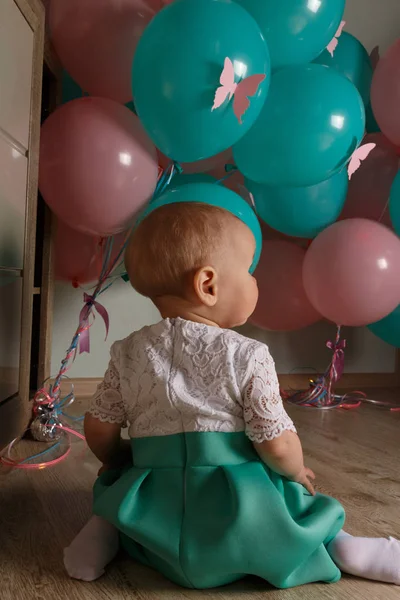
xmin=93 ymin=431 xmax=345 ymax=589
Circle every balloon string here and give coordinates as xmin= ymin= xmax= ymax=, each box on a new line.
xmin=377 ymin=196 xmax=390 ymax=224
xmin=216 ymin=164 xmax=238 ymax=185
xmin=1 ymin=162 xmax=182 ymax=471
xmin=282 ymin=325 xmax=400 ymax=411
xmin=0 ymin=425 xmax=85 ymax=470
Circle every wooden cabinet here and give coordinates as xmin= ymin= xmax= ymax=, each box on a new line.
xmin=0 ymin=0 xmax=56 ymax=449
xmin=0 ymin=136 xmax=28 ymax=270
xmin=0 ymin=0 xmax=34 ymax=150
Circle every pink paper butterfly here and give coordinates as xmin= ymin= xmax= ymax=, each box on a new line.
xmin=347 ymin=143 xmax=376 ymax=179
xmin=370 ymin=45 xmax=380 ymax=71
xmin=212 ymin=57 xmax=265 ymax=125
xmin=326 ymin=20 xmax=346 ymax=57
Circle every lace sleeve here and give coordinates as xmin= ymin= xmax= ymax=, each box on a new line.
xmin=243 ymin=344 xmax=296 ymax=443
xmin=89 ymin=347 xmax=127 ymax=427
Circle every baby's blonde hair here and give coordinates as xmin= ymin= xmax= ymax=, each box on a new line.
xmin=125 ymin=202 xmax=238 ymax=298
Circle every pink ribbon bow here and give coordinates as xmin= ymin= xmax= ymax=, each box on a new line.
xmin=79 ymin=293 xmax=109 ymax=354
xmin=326 ymin=338 xmax=346 ymax=383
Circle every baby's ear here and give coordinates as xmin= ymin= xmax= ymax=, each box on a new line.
xmin=193 ymin=266 xmax=218 ymax=307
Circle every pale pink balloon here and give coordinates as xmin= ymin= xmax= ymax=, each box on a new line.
xmin=55 ymin=221 xmax=126 ymax=285
xmin=49 ymin=0 xmax=155 ymax=104
xmin=371 ymin=40 xmax=400 ymax=146
xmin=340 ymin=133 xmax=398 ymax=227
xmin=145 ymin=0 xmax=162 ymax=9
xmin=303 ymin=219 xmax=400 ymax=326
xmin=144 ymin=0 xmax=173 ymax=10
xmin=250 ymin=241 xmax=321 ymax=331
xmin=39 ymin=97 xmax=158 ymax=236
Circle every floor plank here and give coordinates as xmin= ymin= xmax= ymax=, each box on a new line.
xmin=1 ymin=392 xmax=400 ymax=600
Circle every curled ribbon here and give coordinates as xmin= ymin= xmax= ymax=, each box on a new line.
xmin=79 ymin=293 xmax=109 ymax=354
xmin=326 ymin=338 xmax=346 ymax=383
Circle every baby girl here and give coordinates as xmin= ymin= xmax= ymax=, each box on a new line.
xmin=64 ymin=191 xmax=400 ymax=589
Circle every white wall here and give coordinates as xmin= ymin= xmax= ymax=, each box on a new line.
xmin=51 ymin=0 xmax=400 ymax=379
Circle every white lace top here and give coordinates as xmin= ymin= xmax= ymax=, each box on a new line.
xmin=89 ymin=318 xmax=296 ymax=443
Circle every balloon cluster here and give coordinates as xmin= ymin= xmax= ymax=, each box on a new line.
xmin=39 ymin=0 xmax=400 ymax=347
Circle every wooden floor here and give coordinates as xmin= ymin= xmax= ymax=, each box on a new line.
xmin=1 ymin=392 xmax=400 ymax=600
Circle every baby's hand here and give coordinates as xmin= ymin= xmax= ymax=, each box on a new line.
xmin=294 ymin=467 xmax=316 ymax=496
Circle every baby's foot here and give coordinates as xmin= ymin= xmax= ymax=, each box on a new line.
xmin=64 ymin=515 xmax=119 ymax=581
xmin=329 ymin=531 xmax=400 ymax=585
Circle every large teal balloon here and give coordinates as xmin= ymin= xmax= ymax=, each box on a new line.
xmin=389 ymin=170 xmax=400 ymax=235
xmin=234 ymin=0 xmax=345 ymax=70
xmin=313 ymin=33 xmax=373 ymax=106
xmin=137 ymin=183 xmax=262 ymax=272
xmin=233 ymin=65 xmax=365 ymax=187
xmin=132 ymin=0 xmax=270 ymax=163
xmin=247 ymin=170 xmax=348 ymax=239
xmin=368 ymin=305 xmax=400 ymax=348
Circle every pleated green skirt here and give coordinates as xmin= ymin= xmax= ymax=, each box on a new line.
xmin=93 ymin=431 xmax=345 ymax=589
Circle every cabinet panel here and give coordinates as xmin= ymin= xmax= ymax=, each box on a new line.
xmin=0 ymin=271 xmax=22 ymax=404
xmin=0 ymin=0 xmax=34 ymax=150
xmin=0 ymin=135 xmax=28 ymax=269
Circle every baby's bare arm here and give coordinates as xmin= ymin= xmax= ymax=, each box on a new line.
xmin=84 ymin=413 xmax=131 ymax=469
xmin=253 ymin=430 xmax=315 ymax=495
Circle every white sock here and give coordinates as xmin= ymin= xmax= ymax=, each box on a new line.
xmin=64 ymin=515 xmax=119 ymax=582
xmin=328 ymin=530 xmax=400 ymax=585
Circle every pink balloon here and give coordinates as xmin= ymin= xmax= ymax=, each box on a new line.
xmin=250 ymin=241 xmax=321 ymax=331
xmin=49 ymin=0 xmax=155 ymax=104
xmin=371 ymin=40 xmax=400 ymax=146
xmin=39 ymin=97 xmax=158 ymax=236
xmin=340 ymin=133 xmax=398 ymax=227
xmin=303 ymin=219 xmax=400 ymax=326
xmin=145 ymin=0 xmax=170 ymax=8
xmin=145 ymin=0 xmax=162 ymax=8
xmin=55 ymin=221 xmax=126 ymax=285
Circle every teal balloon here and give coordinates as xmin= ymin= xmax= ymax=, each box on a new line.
xmin=389 ymin=170 xmax=400 ymax=235
xmin=137 ymin=183 xmax=262 ymax=272
xmin=233 ymin=65 xmax=365 ymax=187
xmin=368 ymin=305 xmax=400 ymax=348
xmin=234 ymin=0 xmax=345 ymax=70
xmin=169 ymin=173 xmax=218 ymax=189
xmin=313 ymin=33 xmax=373 ymax=106
xmin=247 ymin=170 xmax=348 ymax=239
xmin=132 ymin=0 xmax=270 ymax=163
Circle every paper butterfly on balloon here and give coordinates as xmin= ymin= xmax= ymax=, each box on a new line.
xmin=212 ymin=57 xmax=265 ymax=124
xmin=326 ymin=20 xmax=346 ymax=57
xmin=347 ymin=143 xmax=376 ymax=180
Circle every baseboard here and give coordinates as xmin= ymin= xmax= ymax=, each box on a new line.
xmin=55 ymin=378 xmax=102 ymax=399
xmin=279 ymin=372 xmax=400 ymax=391
xmin=54 ymin=373 xmax=400 ymax=400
